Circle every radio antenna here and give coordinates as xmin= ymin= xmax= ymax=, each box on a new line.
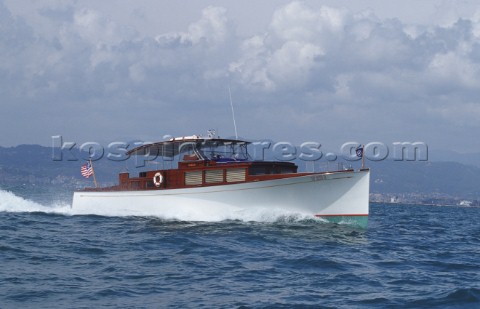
xmin=228 ymin=86 xmax=239 ymax=140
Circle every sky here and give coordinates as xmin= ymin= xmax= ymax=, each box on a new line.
xmin=1 ymin=0 xmax=480 ymax=153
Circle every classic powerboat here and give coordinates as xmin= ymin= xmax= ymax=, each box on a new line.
xmin=72 ymin=135 xmax=370 ymax=227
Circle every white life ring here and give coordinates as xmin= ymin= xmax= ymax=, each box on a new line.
xmin=153 ymin=172 xmax=163 ymax=187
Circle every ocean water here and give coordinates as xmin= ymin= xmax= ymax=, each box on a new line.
xmin=0 ymin=189 xmax=479 ymax=308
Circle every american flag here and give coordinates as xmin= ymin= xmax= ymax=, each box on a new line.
xmin=81 ymin=162 xmax=94 ymax=178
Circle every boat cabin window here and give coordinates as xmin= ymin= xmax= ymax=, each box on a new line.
xmin=184 ymin=168 xmax=246 ymax=186
xmin=131 ymin=181 xmax=140 ymax=189
xmin=203 ymin=143 xmax=249 ymax=162
xmin=249 ymin=166 xmax=268 ymax=175
xmin=249 ymin=165 xmax=296 ymax=175
xmin=226 ymin=168 xmax=246 ymax=183
xmin=205 ymin=169 xmax=223 ymax=183
xmin=274 ymin=167 xmax=296 ymax=174
xmin=185 ymin=171 xmax=203 ymax=186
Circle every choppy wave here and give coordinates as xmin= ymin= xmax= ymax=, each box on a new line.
xmin=0 ymin=189 xmax=71 ymax=214
xmin=409 ymin=287 xmax=480 ymax=307
xmin=1 ymin=199 xmax=479 ymax=308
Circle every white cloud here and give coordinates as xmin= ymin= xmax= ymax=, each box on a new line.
xmin=229 ymin=35 xmax=274 ymax=91
xmin=270 ymin=2 xmax=345 ymax=42
xmin=155 ymin=6 xmax=229 ymax=47
xmin=428 ymin=51 xmax=479 ymax=89
xmin=268 ymin=41 xmax=324 ymax=87
xmin=0 ymin=0 xmax=479 ymax=152
xmin=230 ymin=2 xmax=343 ymax=91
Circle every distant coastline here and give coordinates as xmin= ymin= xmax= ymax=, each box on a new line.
xmin=1 ymin=144 xmax=479 ymax=206
xmin=371 ymin=199 xmax=480 ymax=208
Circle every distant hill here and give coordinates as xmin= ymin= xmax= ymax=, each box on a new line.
xmin=0 ymin=145 xmax=127 ymax=189
xmin=0 ymin=144 xmax=479 ymax=199
xmin=429 ymin=149 xmax=480 ymax=168
xmin=368 ymin=160 xmax=480 ymax=199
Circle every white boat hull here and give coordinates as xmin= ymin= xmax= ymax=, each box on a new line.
xmin=72 ymin=169 xmax=370 ymax=226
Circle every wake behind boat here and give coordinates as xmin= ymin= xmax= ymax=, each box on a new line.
xmin=72 ymin=135 xmax=370 ymax=227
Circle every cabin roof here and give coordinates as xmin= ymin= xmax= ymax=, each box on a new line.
xmin=126 ymin=138 xmax=251 ymax=157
